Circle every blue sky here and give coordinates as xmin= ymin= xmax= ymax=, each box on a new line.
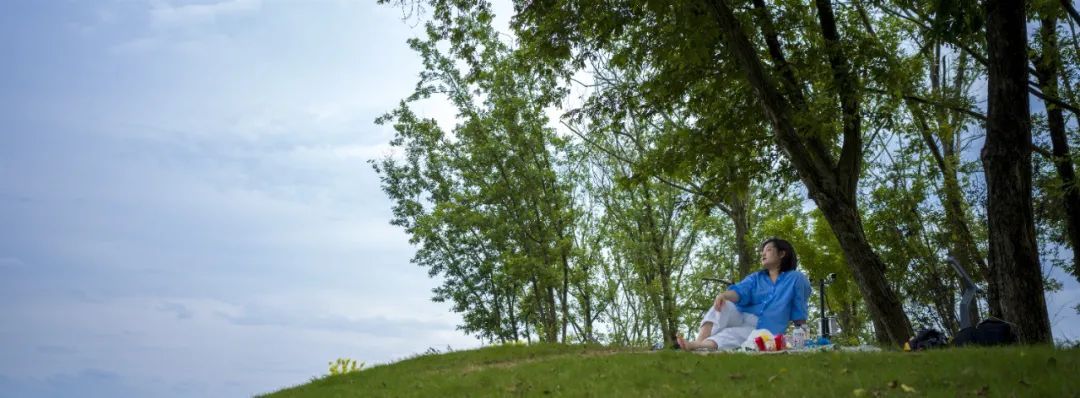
xmin=1 ymin=1 xmax=1078 ymax=397
xmin=1 ymin=1 xmax=477 ymax=397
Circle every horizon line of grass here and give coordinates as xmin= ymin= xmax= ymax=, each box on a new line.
xmin=261 ymin=343 xmax=1080 ymax=397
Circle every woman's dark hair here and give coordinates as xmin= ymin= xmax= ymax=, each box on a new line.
xmin=761 ymin=238 xmax=798 ymax=272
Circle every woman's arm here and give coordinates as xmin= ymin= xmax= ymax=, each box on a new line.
xmin=713 ymin=290 xmax=741 ymax=311
xmin=717 ymin=273 xmax=757 ymax=311
xmin=790 ymin=273 xmax=812 ymax=324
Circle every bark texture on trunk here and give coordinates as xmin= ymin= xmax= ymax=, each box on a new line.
xmin=982 ymin=0 xmax=1052 ymax=344
xmin=731 ymin=191 xmax=755 ymax=279
xmin=813 ymin=190 xmax=913 ymax=344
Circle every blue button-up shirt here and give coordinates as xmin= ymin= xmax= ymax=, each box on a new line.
xmin=729 ymin=269 xmax=811 ymax=335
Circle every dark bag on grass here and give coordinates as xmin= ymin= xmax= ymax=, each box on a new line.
xmin=953 ymin=318 xmax=1017 ymax=347
xmin=908 ymin=328 xmax=948 ymax=351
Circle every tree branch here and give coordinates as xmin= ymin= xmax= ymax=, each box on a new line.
xmin=878 ymin=2 xmax=1080 ymax=117
xmin=750 ymin=0 xmax=807 ymax=110
xmin=1029 ymin=84 xmax=1080 ymax=117
xmin=560 ymin=119 xmax=731 ymax=215
xmin=816 ymin=0 xmax=863 ymax=194
xmin=706 ymin=0 xmax=832 ymax=185
xmin=869 ymin=88 xmax=988 ymax=122
xmin=1062 ymin=0 xmax=1080 ymax=26
xmin=908 ymin=101 xmax=949 ymax=173
xmin=1032 ymin=143 xmax=1053 ymax=159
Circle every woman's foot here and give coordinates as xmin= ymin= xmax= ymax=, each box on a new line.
xmin=676 ymin=335 xmax=688 ymax=350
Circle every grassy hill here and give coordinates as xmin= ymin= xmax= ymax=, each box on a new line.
xmin=260 ymin=344 xmax=1079 ymax=397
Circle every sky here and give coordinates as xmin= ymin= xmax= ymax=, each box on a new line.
xmin=0 ymin=1 xmax=1078 ymax=398
xmin=0 ymin=1 xmax=479 ymax=397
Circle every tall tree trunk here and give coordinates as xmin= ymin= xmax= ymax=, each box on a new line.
xmin=662 ymin=198 xmax=680 ymax=347
xmin=982 ymin=0 xmax=1052 ymax=343
xmin=815 ymin=191 xmax=914 ymax=344
xmin=530 ymin=275 xmax=559 ymax=342
xmin=561 ymin=252 xmax=570 ymax=343
xmin=642 ymin=185 xmax=680 ymax=347
xmin=1035 ymin=13 xmax=1080 ymax=283
xmin=508 ymin=286 xmax=519 ymax=341
xmin=731 ymin=189 xmax=755 ymax=279
xmin=707 ymin=0 xmax=913 ymax=345
xmin=491 ymin=273 xmax=505 ymax=343
xmin=528 ymin=277 xmax=540 ymax=342
xmin=641 ymin=270 xmax=665 ymax=345
xmin=545 ymin=285 xmax=559 ymax=342
xmin=580 ymin=283 xmax=594 ymax=343
xmin=870 ymin=314 xmax=890 ymax=344
xmin=659 ymin=269 xmax=677 ymax=347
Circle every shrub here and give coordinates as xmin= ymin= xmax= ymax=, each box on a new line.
xmin=328 ymin=358 xmax=364 ymax=376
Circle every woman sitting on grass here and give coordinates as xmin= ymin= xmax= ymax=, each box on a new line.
xmin=678 ymin=238 xmax=811 ymax=350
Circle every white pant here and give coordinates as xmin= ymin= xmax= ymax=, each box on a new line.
xmin=701 ymin=300 xmax=759 ymax=349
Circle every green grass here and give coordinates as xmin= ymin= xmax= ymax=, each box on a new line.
xmin=260 ymin=344 xmax=1079 ymax=397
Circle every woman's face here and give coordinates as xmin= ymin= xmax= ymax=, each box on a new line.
xmin=760 ymin=242 xmax=784 ymax=270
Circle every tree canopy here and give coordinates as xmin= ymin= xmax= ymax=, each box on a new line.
xmin=374 ymin=0 xmax=1080 ymax=346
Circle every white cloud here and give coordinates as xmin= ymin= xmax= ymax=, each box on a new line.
xmin=410 ymin=96 xmax=465 ymax=137
xmin=109 ymin=36 xmax=161 ymax=54
xmin=109 ymin=0 xmax=262 ymax=54
xmin=158 ymin=301 xmax=195 ymax=320
xmin=149 ymin=0 xmax=262 ymax=30
xmin=0 ymin=293 xmax=477 ymax=397
xmin=0 ymin=369 xmax=151 ymax=398
xmin=96 ymin=8 xmax=118 ymax=25
xmin=283 ymin=142 xmax=396 ymax=166
xmin=1 ymin=1 xmax=473 ymax=397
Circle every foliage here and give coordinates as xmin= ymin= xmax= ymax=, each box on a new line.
xmin=374 ymin=0 xmax=1080 ymax=346
xmin=372 ymin=0 xmax=578 ymax=343
xmin=327 ymin=358 xmax=364 ymax=376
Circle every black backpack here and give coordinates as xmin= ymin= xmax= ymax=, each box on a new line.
xmin=908 ymin=328 xmax=949 ymax=351
xmin=953 ymin=318 xmax=1017 ymax=347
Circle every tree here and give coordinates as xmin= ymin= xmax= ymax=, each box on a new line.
xmin=376 ymin=0 xmax=1071 ymax=345
xmin=514 ymin=0 xmax=914 ymax=344
xmin=982 ymin=0 xmax=1052 ymax=343
xmin=567 ymin=83 xmax=704 ymax=348
xmin=1032 ymin=2 xmax=1080 ymax=284
xmin=701 ymin=0 xmax=913 ymax=345
xmin=862 ymin=130 xmax=967 ymax=333
xmin=373 ymin=2 xmax=579 ymax=342
xmin=881 ymin=0 xmax=1080 ymax=287
xmin=567 ymin=53 xmax=779 ymax=280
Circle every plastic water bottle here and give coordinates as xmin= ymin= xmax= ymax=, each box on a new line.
xmin=792 ymin=325 xmax=807 ymax=349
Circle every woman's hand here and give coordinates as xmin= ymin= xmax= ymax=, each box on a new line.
xmin=713 ymin=295 xmax=727 ymax=312
xmin=713 ymin=290 xmax=739 ymax=311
